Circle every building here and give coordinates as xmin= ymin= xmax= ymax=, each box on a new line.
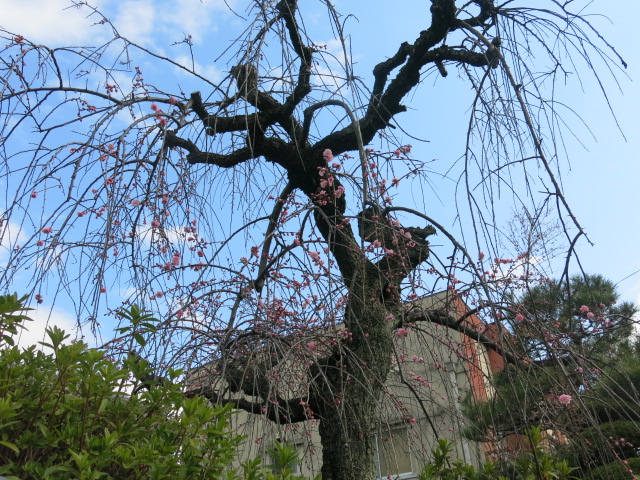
xmin=188 ymin=290 xmax=500 ymax=479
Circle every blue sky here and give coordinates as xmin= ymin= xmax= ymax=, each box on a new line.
xmin=1 ymin=0 xmax=638 ymax=347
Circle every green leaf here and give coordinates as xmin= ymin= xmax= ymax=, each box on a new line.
xmin=133 ymin=332 xmax=146 ymax=347
xmin=0 ymin=440 xmax=19 ymax=454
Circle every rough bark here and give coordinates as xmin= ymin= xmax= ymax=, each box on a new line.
xmin=313 ymin=282 xmax=394 ymax=480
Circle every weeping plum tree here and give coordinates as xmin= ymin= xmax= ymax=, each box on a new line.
xmin=0 ymin=1 xmax=632 ymax=479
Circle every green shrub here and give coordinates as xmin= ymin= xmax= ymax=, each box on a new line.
xmin=419 ymin=438 xmax=506 ymax=480
xmin=577 ymin=420 xmax=640 ymax=467
xmin=0 ymin=295 xmax=323 ymax=480
xmin=582 ymin=457 xmax=640 ymax=480
xmin=420 ymin=427 xmax=578 ymax=480
xmin=0 ymin=295 xmax=244 ymax=480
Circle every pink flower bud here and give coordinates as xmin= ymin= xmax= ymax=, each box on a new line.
xmin=558 ymin=394 xmax=572 ymax=405
xmin=395 ymin=328 xmax=409 ymax=338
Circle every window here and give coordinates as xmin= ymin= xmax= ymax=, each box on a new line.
xmin=373 ymin=426 xmax=413 ymax=479
xmin=447 ymin=363 xmax=472 ymax=465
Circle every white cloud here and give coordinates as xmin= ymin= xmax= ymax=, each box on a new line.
xmin=13 ymin=303 xmax=86 ymax=350
xmin=173 ymin=54 xmax=223 ymax=83
xmin=0 ymin=221 xmax=28 ymax=265
xmin=0 ymin=0 xmax=109 ymax=46
xmin=110 ymin=0 xmax=236 ymax=47
xmin=111 ymin=0 xmax=157 ymax=45
xmin=1 ymin=0 xmax=235 ymax=49
xmin=0 ymin=220 xmax=27 ymax=248
xmin=165 ymin=0 xmax=225 ymax=39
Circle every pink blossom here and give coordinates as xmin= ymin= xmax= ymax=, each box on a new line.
xmin=579 ymin=305 xmax=589 ymax=313
xmin=36 ymin=240 xmax=44 ymax=247
xmin=131 ymin=199 xmax=141 ymax=207
xmin=334 ymin=186 xmax=345 ymax=198
xmin=41 ymin=227 xmax=53 ymax=234
xmin=100 ymin=287 xmax=107 ymax=293
xmin=575 ymin=367 xmax=584 ymax=374
xmin=371 ymin=239 xmax=382 ymax=248
xmin=156 ymin=291 xmax=164 ymax=298
xmin=515 ymin=314 xmax=525 ymax=322
xmin=151 ymin=220 xmax=160 ymax=228
xmin=395 ymin=328 xmax=409 ymax=338
xmin=408 ymin=417 xmax=417 ymax=423
xmin=558 ymin=394 xmax=573 ymax=405
xmin=30 ymin=191 xmax=37 ymax=198
xmin=172 ymin=254 xmax=180 ymax=266
xmin=322 ymin=149 xmax=334 ymax=162
xmin=322 ymin=176 xmax=334 ymax=187
xmin=586 ymin=312 xmax=595 ymax=319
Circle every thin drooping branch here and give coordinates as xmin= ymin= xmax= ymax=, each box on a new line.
xmin=302 ymin=99 xmax=369 ymax=206
xmin=315 ymin=9 xmax=495 ymax=159
xmin=403 ymin=307 xmax=525 ymax=368
xmin=461 ymin=20 xmax=590 ymax=248
xmin=188 ymin=384 xmax=311 ymax=424
xmin=254 ymin=181 xmax=295 ymax=293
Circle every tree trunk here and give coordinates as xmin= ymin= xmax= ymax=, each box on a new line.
xmin=315 ymin=289 xmax=394 ymax=480
xmin=318 ymin=406 xmax=377 ymax=480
